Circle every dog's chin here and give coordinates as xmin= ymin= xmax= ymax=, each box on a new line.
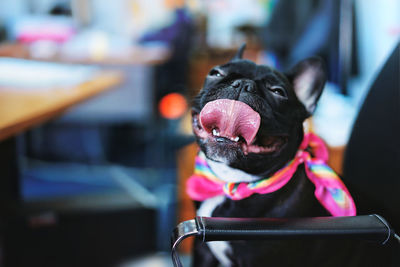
xmin=200 ymin=138 xmax=244 ymax=165
xmin=193 ymin=113 xmax=288 ymax=166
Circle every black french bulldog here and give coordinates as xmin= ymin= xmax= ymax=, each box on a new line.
xmin=189 ymin=45 xmax=391 ymax=267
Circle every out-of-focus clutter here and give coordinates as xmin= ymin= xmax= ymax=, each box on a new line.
xmin=159 ymin=93 xmax=188 ymax=120
xmin=0 ymin=0 xmax=398 ymax=266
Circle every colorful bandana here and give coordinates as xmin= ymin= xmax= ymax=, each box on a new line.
xmin=186 ymin=133 xmax=356 ymax=217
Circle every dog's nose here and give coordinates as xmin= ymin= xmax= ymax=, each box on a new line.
xmin=232 ymin=79 xmax=257 ymax=93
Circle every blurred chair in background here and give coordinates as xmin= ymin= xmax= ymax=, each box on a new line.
xmin=343 ymin=42 xmax=400 ymax=230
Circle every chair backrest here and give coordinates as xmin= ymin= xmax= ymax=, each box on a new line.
xmin=343 ymin=43 xmax=400 ymax=230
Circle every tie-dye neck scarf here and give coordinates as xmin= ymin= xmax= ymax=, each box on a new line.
xmin=187 ymin=133 xmax=356 ymax=217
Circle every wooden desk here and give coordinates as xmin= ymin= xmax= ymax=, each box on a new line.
xmin=0 ymin=43 xmax=170 ymax=125
xmin=0 ymin=71 xmax=123 ymax=142
xmin=0 ymin=70 xmax=123 ymax=215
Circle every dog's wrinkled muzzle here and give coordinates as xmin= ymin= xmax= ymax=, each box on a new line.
xmin=199 ymin=99 xmax=261 ymax=145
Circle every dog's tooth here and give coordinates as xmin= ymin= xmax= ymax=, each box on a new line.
xmin=212 ymin=128 xmax=220 ymax=136
xmin=232 ymin=136 xmax=240 ymax=142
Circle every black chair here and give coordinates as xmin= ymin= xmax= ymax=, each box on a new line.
xmin=171 ymin=43 xmax=400 ymax=267
xmin=343 ymin=43 xmax=400 ymax=231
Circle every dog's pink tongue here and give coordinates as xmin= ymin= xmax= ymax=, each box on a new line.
xmin=199 ymin=99 xmax=261 ymax=145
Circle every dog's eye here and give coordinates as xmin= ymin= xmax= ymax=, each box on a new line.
xmin=269 ymin=86 xmax=287 ymax=97
xmin=209 ymin=69 xmax=224 ymax=77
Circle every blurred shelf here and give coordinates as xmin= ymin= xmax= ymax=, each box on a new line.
xmin=0 ymin=42 xmax=171 ymax=66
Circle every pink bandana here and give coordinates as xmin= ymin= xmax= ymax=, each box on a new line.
xmin=186 ymin=133 xmax=356 ymax=217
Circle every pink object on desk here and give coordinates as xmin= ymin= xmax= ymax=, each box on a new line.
xmin=14 ymin=16 xmax=76 ymax=44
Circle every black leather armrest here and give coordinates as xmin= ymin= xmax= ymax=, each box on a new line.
xmin=196 ymin=214 xmax=393 ymax=243
xmin=171 ymin=214 xmax=397 ymax=267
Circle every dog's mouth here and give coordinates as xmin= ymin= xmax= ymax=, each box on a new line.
xmin=192 ymin=99 xmax=287 ymax=155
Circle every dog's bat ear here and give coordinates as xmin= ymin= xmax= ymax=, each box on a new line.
xmin=287 ymin=57 xmax=326 ymax=115
xmin=231 ymin=43 xmax=246 ymax=61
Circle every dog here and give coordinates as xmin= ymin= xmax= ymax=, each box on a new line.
xmin=187 ymin=45 xmax=392 ymax=267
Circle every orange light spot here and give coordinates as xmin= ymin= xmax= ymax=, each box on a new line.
xmin=159 ymin=93 xmax=188 ymax=119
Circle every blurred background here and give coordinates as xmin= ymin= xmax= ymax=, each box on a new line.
xmin=0 ymin=0 xmax=398 ymax=266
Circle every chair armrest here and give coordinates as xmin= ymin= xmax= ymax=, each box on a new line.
xmin=171 ymin=214 xmax=396 ymax=267
xmin=196 ymin=214 xmax=393 ymax=243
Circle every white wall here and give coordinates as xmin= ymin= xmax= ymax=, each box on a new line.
xmin=352 ymin=0 xmax=400 ymax=106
